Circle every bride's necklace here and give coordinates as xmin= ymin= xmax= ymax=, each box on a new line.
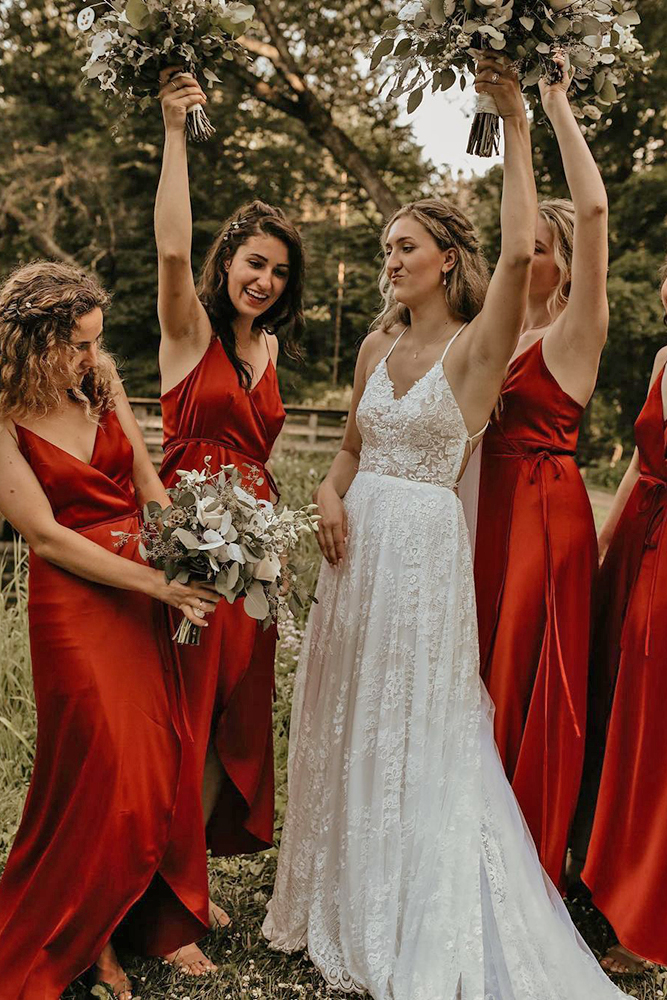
xmin=409 ymin=320 xmax=458 ymax=360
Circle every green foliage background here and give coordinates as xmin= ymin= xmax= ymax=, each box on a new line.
xmin=0 ymin=0 xmax=665 ymax=450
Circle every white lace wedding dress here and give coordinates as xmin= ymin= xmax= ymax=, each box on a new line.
xmin=263 ymin=328 xmax=625 ymax=1000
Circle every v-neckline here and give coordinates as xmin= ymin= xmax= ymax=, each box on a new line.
xmin=17 ymin=417 xmax=103 ymax=468
xmin=383 ymin=357 xmax=442 ymax=403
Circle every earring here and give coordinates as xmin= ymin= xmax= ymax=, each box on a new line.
xmin=442 ymin=272 xmax=448 ymax=287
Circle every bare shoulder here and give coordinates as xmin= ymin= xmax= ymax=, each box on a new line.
xmin=265 ymin=332 xmax=279 ymax=365
xmin=0 ymin=418 xmax=18 ymax=445
xmin=653 ymin=345 xmax=667 ymax=373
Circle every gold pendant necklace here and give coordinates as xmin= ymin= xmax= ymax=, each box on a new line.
xmin=411 ymin=321 xmax=457 ymax=360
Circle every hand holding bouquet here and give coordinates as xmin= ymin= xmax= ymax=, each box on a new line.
xmin=115 ymin=460 xmax=320 ymax=645
xmin=374 ymin=0 xmax=647 ymax=155
xmin=77 ymin=0 xmax=255 ymax=140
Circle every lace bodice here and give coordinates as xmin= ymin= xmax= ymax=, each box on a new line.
xmin=356 ymin=326 xmax=479 ymax=491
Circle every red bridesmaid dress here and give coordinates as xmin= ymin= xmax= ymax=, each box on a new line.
xmin=475 ymin=338 xmax=596 ymax=891
xmin=0 ymin=410 xmax=209 ymax=1000
xmin=582 ymin=365 xmax=667 ymax=966
xmin=160 ymin=336 xmax=286 ymax=856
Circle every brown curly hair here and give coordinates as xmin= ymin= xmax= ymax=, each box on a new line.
xmin=373 ymin=198 xmax=490 ymax=334
xmin=0 ymin=260 xmax=115 ymax=423
xmin=197 ymin=200 xmax=305 ymax=390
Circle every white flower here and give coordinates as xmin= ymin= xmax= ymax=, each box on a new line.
xmin=196 ymin=498 xmax=231 ymax=533
xmin=234 ymin=484 xmax=258 ymax=507
xmin=252 ymin=552 xmax=282 ymax=583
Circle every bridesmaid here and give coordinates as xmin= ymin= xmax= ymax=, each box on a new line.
xmin=581 ymin=267 xmax=667 ymax=975
xmin=154 ymin=70 xmax=303 ymax=920
xmin=473 ymin=58 xmax=609 ymax=890
xmin=0 ymin=261 xmax=220 ymax=998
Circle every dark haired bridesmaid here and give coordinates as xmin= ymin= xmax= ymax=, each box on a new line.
xmin=472 ymin=60 xmax=608 ymax=890
xmin=0 ymin=261 xmax=219 ymax=999
xmin=581 ymin=269 xmax=667 ymax=975
xmin=154 ymin=70 xmax=304 ymax=924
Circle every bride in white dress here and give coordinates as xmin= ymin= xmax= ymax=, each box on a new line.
xmin=263 ymin=59 xmax=625 ymax=1000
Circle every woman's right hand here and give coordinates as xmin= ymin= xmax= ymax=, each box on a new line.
xmin=474 ymin=56 xmax=526 ymax=122
xmin=150 ymin=571 xmax=220 ymax=628
xmin=158 ymin=68 xmax=207 ymax=135
xmin=315 ymin=481 xmax=348 ymax=567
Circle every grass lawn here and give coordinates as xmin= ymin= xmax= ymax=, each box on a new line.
xmin=0 ymin=453 xmax=661 ymax=999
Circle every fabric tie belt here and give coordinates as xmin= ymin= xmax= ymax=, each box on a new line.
xmin=164 ymin=437 xmax=279 ymax=499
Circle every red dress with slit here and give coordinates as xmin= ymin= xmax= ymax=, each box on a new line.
xmin=582 ymin=365 xmax=667 ymax=965
xmin=0 ymin=410 xmax=209 ymax=1000
xmin=474 ymin=338 xmax=596 ymax=891
xmin=160 ymin=336 xmax=286 ymax=856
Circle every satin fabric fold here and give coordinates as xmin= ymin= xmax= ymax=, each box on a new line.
xmin=0 ymin=411 xmax=209 ymax=1000
xmin=160 ymin=336 xmax=286 ymax=855
xmin=582 ymin=365 xmax=667 ymax=966
xmin=475 ymin=339 xmax=596 ymax=890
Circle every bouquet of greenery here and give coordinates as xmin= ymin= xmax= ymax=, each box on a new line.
xmin=77 ymin=0 xmax=255 ymax=140
xmin=114 ymin=460 xmax=320 ymax=645
xmin=374 ymin=0 xmax=646 ymax=155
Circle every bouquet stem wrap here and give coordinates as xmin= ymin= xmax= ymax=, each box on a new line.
xmin=187 ymin=103 xmax=216 ymax=142
xmin=466 ymin=92 xmax=500 ymax=158
xmin=174 ymin=616 xmax=202 ymax=646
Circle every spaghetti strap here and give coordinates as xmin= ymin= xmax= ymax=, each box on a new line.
xmin=468 ymin=420 xmax=490 ymax=444
xmin=384 ymin=328 xmax=408 ymax=361
xmin=261 ymin=329 xmax=272 ymax=362
xmin=440 ymin=323 xmax=468 ymax=364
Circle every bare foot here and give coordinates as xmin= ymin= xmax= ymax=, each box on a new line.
xmin=162 ymin=943 xmax=218 ymax=976
xmin=209 ymin=898 xmax=232 ymax=932
xmin=601 ymin=944 xmax=653 ymax=976
xmin=93 ymin=943 xmax=134 ymax=999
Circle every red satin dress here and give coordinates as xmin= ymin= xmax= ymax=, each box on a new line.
xmin=160 ymin=336 xmax=286 ymax=856
xmin=0 ymin=410 xmax=209 ymax=1000
xmin=582 ymin=365 xmax=667 ymax=965
xmin=475 ymin=338 xmax=596 ymax=891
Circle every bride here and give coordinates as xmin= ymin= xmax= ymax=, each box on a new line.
xmin=263 ymin=59 xmax=625 ymax=1000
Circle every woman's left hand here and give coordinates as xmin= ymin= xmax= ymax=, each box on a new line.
xmin=474 ymin=56 xmax=526 ymax=122
xmin=539 ymin=51 xmax=574 ymax=106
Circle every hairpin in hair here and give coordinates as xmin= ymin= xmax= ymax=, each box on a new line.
xmin=222 ymin=221 xmax=242 ymax=244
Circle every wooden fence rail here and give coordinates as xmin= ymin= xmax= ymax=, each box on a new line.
xmin=128 ymin=397 xmax=348 ymax=465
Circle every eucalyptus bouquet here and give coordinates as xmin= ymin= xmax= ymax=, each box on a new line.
xmin=374 ymin=0 xmax=646 ymax=155
xmin=77 ymin=0 xmax=255 ymax=140
xmin=115 ymin=460 xmax=320 ymax=645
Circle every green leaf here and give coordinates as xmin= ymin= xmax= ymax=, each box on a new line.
xmin=125 ymin=0 xmax=150 ymax=30
xmin=598 ymin=79 xmax=617 ymax=103
xmin=394 ymin=37 xmax=413 ymax=57
xmin=616 ymin=10 xmax=640 ymax=27
xmin=370 ymin=36 xmax=394 ymax=71
xmin=381 ymin=15 xmax=400 ymax=30
xmin=203 ymin=68 xmax=222 ymax=84
xmin=430 ymin=0 xmax=446 ymax=27
xmin=407 ymin=87 xmax=424 ymax=113
xmin=440 ymin=67 xmax=456 ymax=91
xmin=244 ymin=580 xmax=270 ymax=621
xmin=519 ymin=16 xmax=535 ymax=31
xmin=174 ymin=491 xmax=196 ymax=508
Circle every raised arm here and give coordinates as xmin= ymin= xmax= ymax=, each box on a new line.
xmin=155 ymin=70 xmax=212 ymax=359
xmin=541 ymin=64 xmax=609 ymax=360
xmin=0 ymin=424 xmax=218 ymax=627
xmin=468 ymin=58 xmax=537 ymax=375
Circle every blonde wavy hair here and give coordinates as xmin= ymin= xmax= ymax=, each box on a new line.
xmin=0 ymin=261 xmax=115 ymax=423
xmin=373 ymin=199 xmax=490 ymax=333
xmin=538 ymin=198 xmax=575 ymax=321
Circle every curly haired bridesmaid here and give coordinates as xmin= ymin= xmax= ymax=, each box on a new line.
xmin=0 ymin=261 xmax=220 ymax=999
xmin=154 ymin=70 xmax=304 ymax=926
xmin=581 ymin=267 xmax=667 ymax=976
xmin=473 ymin=58 xmax=609 ymax=890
